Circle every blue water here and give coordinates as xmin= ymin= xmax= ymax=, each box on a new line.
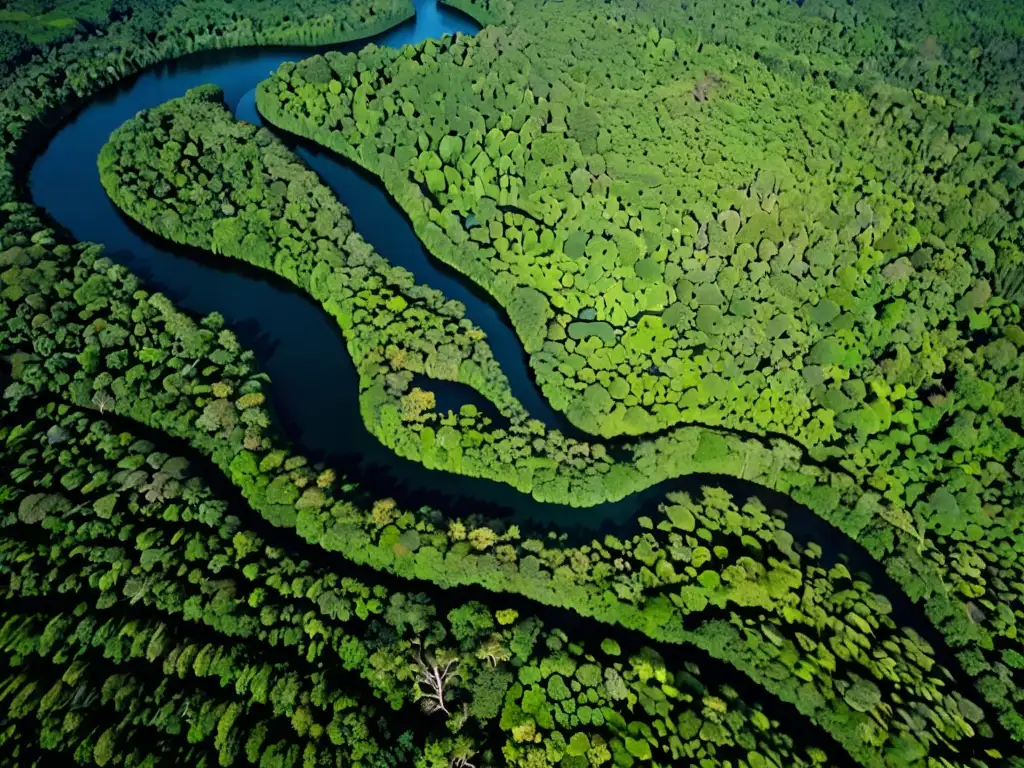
xmin=23 ymin=0 xmax=954 ymax=685
xmin=233 ymin=90 xmax=574 ymax=429
xmin=23 ymin=0 xmax=893 ymax=544
xmin=29 ymin=0 xmax=617 ymax=528
xmin=20 ymin=0 xmax=918 ymax=557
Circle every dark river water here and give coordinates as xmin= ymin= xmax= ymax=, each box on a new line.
xmin=30 ymin=0 xmax=675 ymax=531
xmin=29 ymin=0 xmax=922 ymax=592
xmin=30 ymin=0 xmax=619 ymax=527
xmin=23 ymin=0 xmax=1000 ymax=754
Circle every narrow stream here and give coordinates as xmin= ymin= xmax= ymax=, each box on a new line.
xmin=233 ymin=88 xmax=583 ymax=432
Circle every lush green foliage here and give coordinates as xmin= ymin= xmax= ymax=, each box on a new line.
xmin=3 ymin=398 xmax=838 ymax=767
xmin=101 ymin=85 xmax=863 ymax=513
xmin=256 ymin=0 xmax=1024 ymax=754
xmin=0 ymin=203 xmax=1013 ymax=764
xmin=0 ymin=0 xmax=412 ymax=199
xmin=0 ymin=0 xmax=132 ymax=69
xmin=2 ymin=0 xmax=1024 ymax=766
xmin=262 ymin=0 xmax=1024 ymax=446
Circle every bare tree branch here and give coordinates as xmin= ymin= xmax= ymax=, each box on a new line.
xmin=450 ymin=731 xmax=476 ymax=768
xmin=92 ymin=390 xmax=114 ymax=414
xmin=414 ymin=650 xmax=457 ymax=715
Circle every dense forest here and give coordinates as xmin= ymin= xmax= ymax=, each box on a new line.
xmin=2 ymin=0 xmax=1024 ymax=766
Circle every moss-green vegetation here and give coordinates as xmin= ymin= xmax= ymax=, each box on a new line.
xmin=261 ymin=0 xmax=1024 ymax=447
xmin=4 ymin=399 xmax=840 ymax=767
xmin=0 ymin=205 xmax=1014 ymax=764
xmin=3 ymin=0 xmax=1024 ymax=766
xmin=100 ymin=85 xmax=860 ymax=511
xmin=252 ymin=28 xmax=1024 ymax=743
xmin=0 ymin=0 xmax=126 ymax=67
xmin=98 ymin=86 xmax=526 ymax=431
xmin=0 ymin=0 xmax=412 ymax=199
xmin=255 ymin=0 xmax=1024 ymax=751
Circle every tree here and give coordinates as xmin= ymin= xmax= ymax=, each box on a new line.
xmin=450 ymin=735 xmax=478 ymax=768
xmin=475 ymin=634 xmax=511 ymax=667
xmin=467 ymin=527 xmax=498 ymax=551
xmin=92 ymin=389 xmax=115 ymax=414
xmin=196 ymin=398 xmax=238 ymax=434
xmin=414 ymin=650 xmax=458 ymax=715
xmin=449 ymin=603 xmax=494 ymax=643
xmin=401 ymin=387 xmax=436 ymax=421
xmin=842 ymin=675 xmax=881 ymax=713
xmin=18 ymin=493 xmax=70 ymax=525
xmin=468 ymin=665 xmax=511 ymax=722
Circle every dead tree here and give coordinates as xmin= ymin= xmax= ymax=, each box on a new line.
xmin=92 ymin=389 xmax=114 ymax=414
xmin=414 ymin=651 xmax=458 ymax=715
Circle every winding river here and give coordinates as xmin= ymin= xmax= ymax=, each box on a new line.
xmin=30 ymin=0 xmax=930 ymax=607
xmin=23 ymin=1 xmax=1000 ymax=745
xmin=30 ymin=0 xmax=621 ymax=525
xmin=33 ymin=0 xmax=713 ymax=534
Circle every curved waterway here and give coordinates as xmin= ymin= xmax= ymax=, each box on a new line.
xmin=23 ymin=0 xmax=917 ymax=555
xmin=24 ymin=0 xmax=986 ymax=721
xmin=27 ymin=0 xmax=919 ymax=570
xmin=29 ymin=0 xmax=639 ymax=530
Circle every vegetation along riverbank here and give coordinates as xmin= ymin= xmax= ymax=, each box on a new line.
xmin=2 ymin=0 xmax=1024 ymax=766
